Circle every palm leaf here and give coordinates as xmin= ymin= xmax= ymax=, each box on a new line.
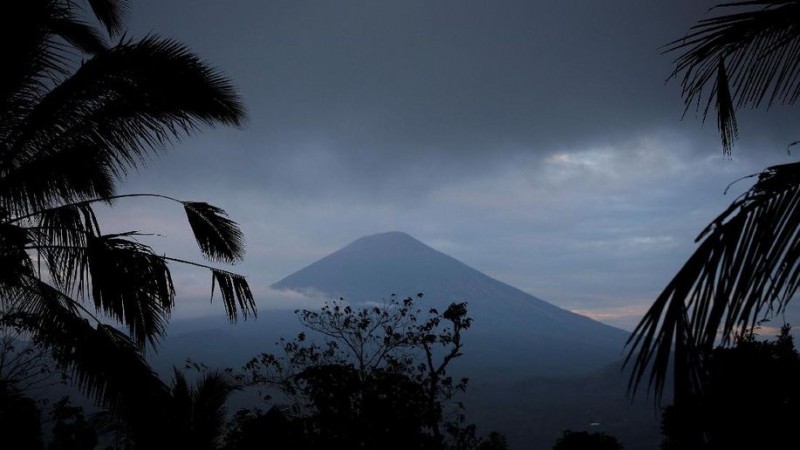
xmin=183 ymin=201 xmax=245 ymax=263
xmin=0 ymin=2 xmax=71 ymax=144
xmin=626 ymin=161 xmax=800 ymax=399
xmin=48 ymin=16 xmax=107 ymax=55
xmin=86 ymin=233 xmax=175 ymax=348
xmin=31 ymin=203 xmax=100 ymax=294
xmin=0 ymin=147 xmax=118 ymax=218
xmin=0 ymin=1 xmax=108 ymax=113
xmin=1 ymin=36 xmax=245 ymax=216
xmin=170 ymin=369 xmax=234 ymax=448
xmin=191 ymin=371 xmax=234 ymax=437
xmin=210 ymin=269 xmax=256 ymax=322
xmin=666 ymin=0 xmax=800 ymax=154
xmin=83 ymin=0 xmax=129 ymax=36
xmin=3 ymin=275 xmax=170 ymax=411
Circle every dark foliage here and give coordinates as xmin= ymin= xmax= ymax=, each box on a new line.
xmin=231 ymin=294 xmax=503 ymax=450
xmin=48 ymin=397 xmax=98 ymax=450
xmin=660 ymin=324 xmax=800 ymax=450
xmin=94 ymin=368 xmax=235 ymax=450
xmin=552 ymin=429 xmax=624 ymax=450
xmin=228 ymin=366 xmax=441 ymax=450
xmin=0 ymin=0 xmax=253 ymax=426
xmin=223 ymin=407 xmax=308 ymax=450
xmin=0 ymin=382 xmax=45 ymax=450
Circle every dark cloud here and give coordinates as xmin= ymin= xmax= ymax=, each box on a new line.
xmin=124 ymin=2 xmax=688 ymax=169
xmin=123 ymin=0 xmax=800 ymax=195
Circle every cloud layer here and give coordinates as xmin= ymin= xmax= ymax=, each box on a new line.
xmin=102 ymin=0 xmax=800 ymax=331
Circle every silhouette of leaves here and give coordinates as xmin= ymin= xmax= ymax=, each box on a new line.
xmin=184 ymin=201 xmax=245 ymax=263
xmin=211 ymin=269 xmax=255 ymax=322
xmin=86 ymin=234 xmax=175 ymax=348
xmin=0 ymin=1 xmax=252 ymax=421
xmin=32 ymin=203 xmax=100 ymax=294
xmin=627 ymin=161 xmax=800 ymax=399
xmin=49 ymin=15 xmax=107 ymax=54
xmin=86 ymin=0 xmax=128 ymax=36
xmin=4 ymin=275 xmax=169 ymax=411
xmin=1 ymin=35 xmax=245 ymax=216
xmin=666 ymin=0 xmax=800 ymax=155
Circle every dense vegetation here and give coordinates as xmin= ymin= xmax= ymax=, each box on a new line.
xmin=660 ymin=325 xmax=800 ymax=449
xmin=3 ymin=295 xmax=508 ymax=449
xmin=226 ymin=294 xmax=506 ymax=450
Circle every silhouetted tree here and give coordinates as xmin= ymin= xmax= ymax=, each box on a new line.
xmin=660 ymin=324 xmax=800 ymax=450
xmin=626 ymin=0 xmax=800 ymax=401
xmin=552 ymin=430 xmax=623 ymax=450
xmin=0 ymin=381 xmax=45 ymax=450
xmin=233 ymin=294 xmax=500 ymax=450
xmin=0 ymin=0 xmax=253 ymax=429
xmin=223 ymin=406 xmax=308 ymax=450
xmin=98 ymin=367 xmax=236 ymax=450
xmin=476 ymin=432 xmax=508 ymax=450
xmin=0 ymin=311 xmax=61 ymax=394
xmin=48 ymin=397 xmax=98 ymax=450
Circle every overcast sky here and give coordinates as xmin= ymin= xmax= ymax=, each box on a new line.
xmin=98 ymin=0 xmax=800 ymax=331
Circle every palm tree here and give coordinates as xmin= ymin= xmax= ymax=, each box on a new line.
xmin=625 ymin=0 xmax=800 ymax=400
xmin=167 ymin=369 xmax=235 ymax=450
xmin=99 ymin=368 xmax=236 ymax=450
xmin=0 ymin=0 xmax=255 ymax=420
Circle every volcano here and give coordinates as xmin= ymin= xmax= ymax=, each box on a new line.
xmin=272 ymin=231 xmax=628 ymax=375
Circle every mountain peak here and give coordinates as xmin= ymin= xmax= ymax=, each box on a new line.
xmin=272 ymin=231 xmax=460 ymax=300
xmin=334 ymin=231 xmax=440 ymax=259
xmin=358 ymin=230 xmax=415 ymax=241
xmin=347 ymin=231 xmax=426 ymax=249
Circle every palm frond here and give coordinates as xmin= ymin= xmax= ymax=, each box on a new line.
xmin=83 ymin=0 xmax=129 ymax=36
xmin=183 ymin=201 xmax=245 ymax=263
xmin=666 ymin=0 xmax=800 ymax=154
xmin=211 ymin=269 xmax=256 ymax=322
xmin=30 ymin=203 xmax=100 ymax=294
xmin=3 ymin=275 xmax=170 ymax=411
xmin=626 ymin=161 xmax=800 ymax=399
xmin=715 ymin=59 xmax=739 ymax=155
xmin=49 ymin=16 xmax=107 ymax=55
xmin=1 ymin=35 xmax=245 ymax=215
xmin=179 ymin=369 xmax=234 ymax=448
xmin=0 ymin=146 xmax=117 ymax=218
xmin=86 ymin=234 xmax=175 ymax=348
xmin=192 ymin=371 xmax=235 ymax=427
xmin=0 ymin=2 xmax=70 ymax=138
xmin=0 ymin=1 xmax=108 ymax=114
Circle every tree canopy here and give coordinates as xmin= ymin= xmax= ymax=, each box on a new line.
xmin=230 ymin=294 xmax=504 ymax=450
